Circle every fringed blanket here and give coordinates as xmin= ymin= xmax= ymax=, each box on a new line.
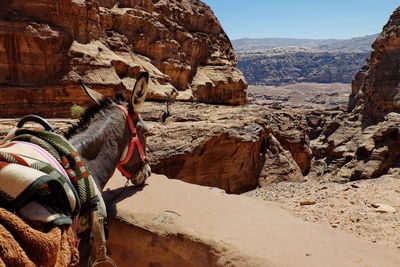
xmin=0 ymin=127 xmax=111 ymax=265
xmin=0 ymin=128 xmax=106 ymax=230
xmin=0 ymin=207 xmax=79 ymax=267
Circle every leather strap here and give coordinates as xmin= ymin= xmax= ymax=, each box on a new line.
xmin=116 ymin=105 xmax=146 ymax=179
xmin=89 ymin=210 xmax=117 ymax=267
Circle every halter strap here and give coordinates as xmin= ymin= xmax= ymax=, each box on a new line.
xmin=116 ymin=105 xmax=146 ymax=179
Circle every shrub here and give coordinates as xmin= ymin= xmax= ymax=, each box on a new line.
xmin=70 ymin=104 xmax=86 ymax=118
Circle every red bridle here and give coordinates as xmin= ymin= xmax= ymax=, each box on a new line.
xmin=116 ymin=105 xmax=146 ymax=179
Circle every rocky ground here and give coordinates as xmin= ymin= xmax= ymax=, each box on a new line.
xmin=105 ymin=173 xmax=400 ymax=267
xmin=245 ymin=176 xmax=400 ymax=249
xmin=247 ymin=83 xmax=350 ymax=109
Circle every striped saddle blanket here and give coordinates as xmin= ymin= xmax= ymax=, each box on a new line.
xmin=0 ymin=128 xmax=106 ymax=229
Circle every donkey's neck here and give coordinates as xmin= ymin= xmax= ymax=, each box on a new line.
xmin=68 ymin=106 xmax=129 ymax=189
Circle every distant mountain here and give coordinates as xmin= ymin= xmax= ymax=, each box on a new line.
xmin=315 ymin=34 xmax=379 ymax=51
xmin=233 ymin=38 xmax=342 ymax=52
xmin=237 ymin=47 xmax=369 ymax=86
xmin=233 ymin=34 xmax=378 ymax=52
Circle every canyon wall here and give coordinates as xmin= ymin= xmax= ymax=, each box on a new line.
xmin=350 ymin=7 xmax=400 ymax=125
xmin=0 ymin=0 xmax=247 ymax=117
xmin=307 ymin=7 xmax=400 ymax=182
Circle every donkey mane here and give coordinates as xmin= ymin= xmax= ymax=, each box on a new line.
xmin=64 ymin=97 xmax=113 ymax=139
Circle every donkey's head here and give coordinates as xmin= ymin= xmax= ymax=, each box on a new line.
xmin=68 ymin=73 xmax=151 ymax=189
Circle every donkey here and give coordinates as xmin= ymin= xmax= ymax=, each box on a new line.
xmin=66 ymin=72 xmax=152 ymax=265
xmin=66 ymin=72 xmax=151 ymax=189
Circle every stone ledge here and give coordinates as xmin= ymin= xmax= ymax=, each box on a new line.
xmin=104 ymin=174 xmax=400 ymax=267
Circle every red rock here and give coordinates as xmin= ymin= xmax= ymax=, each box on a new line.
xmin=0 ymin=0 xmax=247 ymax=117
xmin=351 ymin=7 xmax=400 ymax=125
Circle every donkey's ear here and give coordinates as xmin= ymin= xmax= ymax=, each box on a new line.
xmin=79 ymin=79 xmax=106 ymax=105
xmin=130 ymin=72 xmax=149 ymax=111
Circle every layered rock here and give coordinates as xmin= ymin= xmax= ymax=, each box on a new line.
xmin=141 ymin=101 xmax=311 ymax=193
xmin=0 ymin=0 xmax=246 ymax=117
xmin=350 ymin=7 xmax=400 ymax=124
xmin=305 ymin=7 xmax=400 ymax=183
xmin=308 ymin=111 xmax=400 ymax=183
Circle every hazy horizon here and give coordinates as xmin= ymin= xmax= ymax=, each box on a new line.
xmin=231 ymin=33 xmax=378 ymax=41
xmin=201 ymin=0 xmax=398 ymax=40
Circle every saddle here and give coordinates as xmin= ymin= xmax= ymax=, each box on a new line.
xmin=0 ymin=116 xmax=113 ymax=266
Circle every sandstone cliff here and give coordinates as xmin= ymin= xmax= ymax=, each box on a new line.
xmin=309 ymin=7 xmax=400 ymax=182
xmin=307 ymin=9 xmax=400 ymax=180
xmin=0 ymin=0 xmax=247 ymax=117
xmin=237 ymin=47 xmax=369 ymax=86
xmin=350 ymin=7 xmax=400 ymax=125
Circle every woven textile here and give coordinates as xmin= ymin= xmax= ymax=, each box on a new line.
xmin=0 ymin=128 xmax=106 ymax=228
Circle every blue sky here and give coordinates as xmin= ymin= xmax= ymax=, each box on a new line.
xmin=201 ymin=0 xmax=399 ymax=40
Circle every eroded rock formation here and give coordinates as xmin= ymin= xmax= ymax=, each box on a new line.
xmin=350 ymin=7 xmax=400 ymax=125
xmin=141 ymin=101 xmax=311 ymax=193
xmin=304 ymin=7 xmax=400 ymax=183
xmin=308 ymin=110 xmax=400 ymax=183
xmin=0 ymin=0 xmax=246 ymax=117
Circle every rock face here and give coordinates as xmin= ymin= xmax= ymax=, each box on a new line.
xmin=237 ymin=47 xmax=369 ymax=86
xmin=0 ymin=0 xmax=246 ymax=117
xmin=350 ymin=7 xmax=400 ymax=125
xmin=141 ymin=101 xmax=311 ymax=193
xmin=308 ymin=110 xmax=400 ymax=183
xmin=306 ymin=7 xmax=400 ymax=183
